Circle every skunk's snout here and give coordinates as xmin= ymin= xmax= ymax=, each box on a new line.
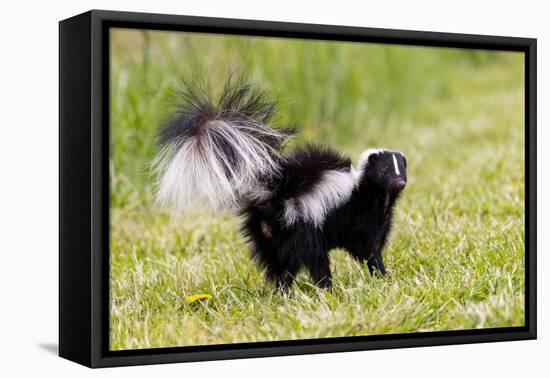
xmin=394 ymin=178 xmax=406 ymax=191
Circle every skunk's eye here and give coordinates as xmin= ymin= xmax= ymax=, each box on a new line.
xmin=383 ymin=169 xmax=389 ymax=176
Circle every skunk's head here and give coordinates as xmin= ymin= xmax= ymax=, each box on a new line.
xmin=358 ymin=149 xmax=407 ymax=193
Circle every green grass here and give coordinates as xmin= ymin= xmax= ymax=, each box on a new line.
xmin=109 ymin=28 xmax=525 ymax=350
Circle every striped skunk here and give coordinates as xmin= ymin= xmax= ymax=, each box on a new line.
xmin=155 ymin=77 xmax=407 ymax=292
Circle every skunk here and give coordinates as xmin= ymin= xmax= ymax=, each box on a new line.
xmin=155 ymin=77 xmax=407 ymax=292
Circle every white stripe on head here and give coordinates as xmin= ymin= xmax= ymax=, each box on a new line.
xmin=283 ymin=169 xmax=355 ymax=228
xmin=392 ymin=153 xmax=400 ymax=175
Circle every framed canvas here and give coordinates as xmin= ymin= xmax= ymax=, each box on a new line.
xmin=59 ymin=9 xmax=536 ymax=368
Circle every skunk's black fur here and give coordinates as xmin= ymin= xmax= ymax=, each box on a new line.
xmin=156 ymin=77 xmax=407 ymax=292
xmin=159 ymin=76 xmax=291 ymax=152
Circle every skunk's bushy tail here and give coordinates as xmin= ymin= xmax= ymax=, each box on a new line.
xmin=154 ymin=77 xmax=292 ymax=215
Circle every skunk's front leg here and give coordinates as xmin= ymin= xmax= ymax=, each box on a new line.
xmin=366 ymin=252 xmax=387 ymax=276
xmin=347 ymin=242 xmax=387 ymax=276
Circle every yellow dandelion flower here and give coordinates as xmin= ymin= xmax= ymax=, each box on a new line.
xmin=185 ymin=293 xmax=213 ymax=303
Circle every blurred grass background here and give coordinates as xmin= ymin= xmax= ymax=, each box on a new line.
xmin=109 ymin=28 xmax=525 ymax=350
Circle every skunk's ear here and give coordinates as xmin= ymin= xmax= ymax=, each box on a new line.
xmin=368 ymin=153 xmax=379 ymax=164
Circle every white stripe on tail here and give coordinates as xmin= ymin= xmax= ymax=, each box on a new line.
xmin=155 ymin=120 xmax=286 ymax=216
xmin=153 ymin=77 xmax=292 ymax=217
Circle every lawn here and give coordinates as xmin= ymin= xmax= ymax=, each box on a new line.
xmin=109 ymin=29 xmax=525 ymax=350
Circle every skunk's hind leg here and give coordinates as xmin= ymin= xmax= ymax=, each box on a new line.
xmin=285 ymin=226 xmax=332 ymax=291
xmin=274 ymin=265 xmax=299 ymax=295
xmin=247 ymin=237 xmax=293 ymax=292
xmin=256 ymin=247 xmax=299 ymax=295
xmin=304 ymin=253 xmax=332 ymax=290
xmin=243 ymin=219 xmax=299 ymax=293
xmin=303 ymin=233 xmax=332 ymax=290
xmin=270 ymin=239 xmax=301 ymax=294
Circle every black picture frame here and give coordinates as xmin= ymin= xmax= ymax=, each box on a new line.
xmin=59 ymin=9 xmax=537 ymax=368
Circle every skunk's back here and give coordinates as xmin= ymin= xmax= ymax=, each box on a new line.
xmin=275 ymin=145 xmax=356 ymax=228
